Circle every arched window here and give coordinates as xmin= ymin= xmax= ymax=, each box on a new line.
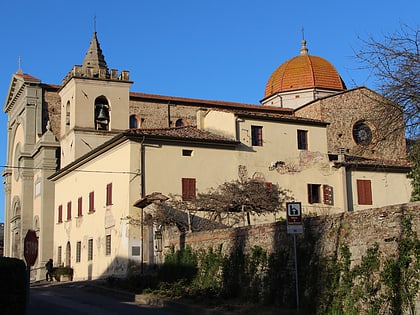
xmin=65 ymin=101 xmax=70 ymax=127
xmin=94 ymin=96 xmax=110 ymax=131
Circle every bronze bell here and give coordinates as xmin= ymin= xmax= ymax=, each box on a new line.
xmin=96 ymin=105 xmax=109 ymax=123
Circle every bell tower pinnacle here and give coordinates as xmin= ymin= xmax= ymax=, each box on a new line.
xmin=59 ymin=31 xmax=133 ymax=168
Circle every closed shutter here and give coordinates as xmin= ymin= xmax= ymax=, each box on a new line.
xmin=182 ymin=178 xmax=196 ymax=201
xmin=323 ymin=185 xmax=334 ymax=205
xmin=58 ymin=205 xmax=63 ymax=223
xmin=106 ymin=183 xmax=113 ymax=205
xmin=357 ymin=180 xmax=372 ymax=205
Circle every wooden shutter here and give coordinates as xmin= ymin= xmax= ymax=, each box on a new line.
xmin=78 ymin=197 xmax=83 ymax=217
xmin=357 ymin=180 xmax=372 ymax=205
xmin=58 ymin=205 xmax=63 ymax=223
xmin=67 ymin=201 xmax=72 ymax=220
xmin=106 ymin=183 xmax=113 ymax=206
xmin=323 ymin=185 xmax=334 ymax=205
xmin=182 ymin=178 xmax=196 ymax=201
xmin=89 ymin=191 xmax=95 ymax=212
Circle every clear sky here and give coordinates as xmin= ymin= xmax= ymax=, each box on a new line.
xmin=0 ymin=0 xmax=418 ymax=222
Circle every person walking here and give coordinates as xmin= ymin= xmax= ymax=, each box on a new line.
xmin=45 ymin=258 xmax=53 ymax=281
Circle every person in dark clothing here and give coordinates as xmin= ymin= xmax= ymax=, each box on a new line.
xmin=45 ymin=259 xmax=53 ymax=281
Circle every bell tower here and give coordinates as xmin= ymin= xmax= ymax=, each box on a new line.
xmin=59 ymin=32 xmax=132 ymax=167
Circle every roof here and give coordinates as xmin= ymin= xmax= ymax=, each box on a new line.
xmin=333 ymin=154 xmax=411 ymax=172
xmin=124 ymin=126 xmax=238 ymax=143
xmin=130 ymin=91 xmax=294 ymax=114
xmin=82 ymin=32 xmax=108 ymax=70
xmin=49 ymin=126 xmax=239 ymax=181
xmin=264 ymin=40 xmax=346 ymax=98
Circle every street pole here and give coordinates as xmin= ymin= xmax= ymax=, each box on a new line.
xmin=293 ymin=234 xmax=299 ymax=312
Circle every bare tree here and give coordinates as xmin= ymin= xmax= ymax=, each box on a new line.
xmin=355 ymin=24 xmax=420 ymax=138
xmin=148 ymin=180 xmax=293 ymax=231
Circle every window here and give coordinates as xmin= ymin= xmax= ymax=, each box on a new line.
xmin=77 ymin=197 xmax=83 ymax=217
xmin=175 ymin=118 xmax=186 ymax=127
xmin=357 ymin=179 xmax=372 ymax=205
xmin=129 ymin=114 xmax=139 ymax=129
xmin=105 ymin=235 xmax=111 ymax=256
xmin=94 ymin=96 xmax=110 ymax=131
xmin=88 ymin=239 xmax=93 ymax=261
xmin=58 ymin=205 xmax=63 ymax=223
xmin=182 ymin=178 xmax=196 ymax=201
xmin=323 ymin=185 xmax=334 ymax=205
xmin=66 ymin=201 xmax=72 ymax=220
xmin=182 ymin=149 xmax=193 ymax=156
xmin=76 ymin=241 xmax=81 ymax=263
xmin=89 ymin=191 xmax=95 ymax=213
xmin=132 ymin=246 xmax=141 ymax=256
xmin=57 ymin=246 xmax=62 ymax=266
xmin=297 ymin=130 xmax=308 ymax=150
xmin=65 ymin=101 xmax=70 ymax=126
xmin=251 ymin=126 xmax=263 ymax=146
xmin=307 ymin=184 xmax=321 ymax=204
xmin=106 ymin=183 xmax=113 ymax=206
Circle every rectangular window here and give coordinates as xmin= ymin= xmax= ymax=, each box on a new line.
xmin=105 ymin=235 xmax=111 ymax=256
xmin=77 ymin=197 xmax=83 ymax=217
xmin=66 ymin=201 xmax=72 ymax=220
xmin=323 ymin=185 xmax=334 ymax=205
xmin=58 ymin=205 xmax=63 ymax=223
xmin=297 ymin=130 xmax=308 ymax=150
xmin=89 ymin=191 xmax=95 ymax=213
xmin=76 ymin=241 xmax=81 ymax=263
xmin=357 ymin=179 xmax=372 ymax=205
xmin=182 ymin=178 xmax=196 ymax=201
xmin=132 ymin=246 xmax=141 ymax=256
xmin=57 ymin=246 xmax=62 ymax=266
xmin=251 ymin=126 xmax=263 ymax=146
xmin=106 ymin=183 xmax=113 ymax=206
xmin=182 ymin=149 xmax=193 ymax=156
xmin=307 ymin=184 xmax=321 ymax=204
xmin=88 ymin=239 xmax=93 ymax=261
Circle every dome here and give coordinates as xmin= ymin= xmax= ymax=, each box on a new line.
xmin=264 ymin=40 xmax=346 ymax=99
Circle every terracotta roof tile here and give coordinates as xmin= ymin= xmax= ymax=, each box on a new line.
xmin=264 ymin=55 xmax=346 ymax=98
xmin=124 ymin=126 xmax=238 ymax=143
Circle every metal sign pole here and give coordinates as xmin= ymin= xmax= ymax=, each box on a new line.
xmin=293 ymin=233 xmax=299 ymax=312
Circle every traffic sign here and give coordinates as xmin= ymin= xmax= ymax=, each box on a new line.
xmin=24 ymin=230 xmax=38 ymax=266
xmin=286 ymin=202 xmax=303 ymax=234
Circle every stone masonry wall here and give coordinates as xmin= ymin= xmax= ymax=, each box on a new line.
xmin=163 ymin=202 xmax=420 ymax=311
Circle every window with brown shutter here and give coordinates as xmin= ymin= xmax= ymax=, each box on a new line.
xmin=67 ymin=201 xmax=72 ymax=220
xmin=77 ymin=197 xmax=83 ymax=217
xmin=89 ymin=191 xmax=95 ymax=213
xmin=323 ymin=185 xmax=334 ymax=205
xmin=357 ymin=179 xmax=372 ymax=205
xmin=106 ymin=183 xmax=113 ymax=206
xmin=58 ymin=205 xmax=63 ymax=223
xmin=182 ymin=178 xmax=196 ymax=201
xmin=251 ymin=126 xmax=263 ymax=146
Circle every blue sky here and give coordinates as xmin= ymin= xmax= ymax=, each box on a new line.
xmin=0 ymin=0 xmax=418 ymax=222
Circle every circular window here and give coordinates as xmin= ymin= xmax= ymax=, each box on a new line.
xmin=353 ymin=120 xmax=373 ymax=146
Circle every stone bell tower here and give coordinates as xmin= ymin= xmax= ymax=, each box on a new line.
xmin=59 ymin=32 xmax=132 ymax=167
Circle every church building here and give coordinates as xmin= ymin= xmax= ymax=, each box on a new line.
xmin=2 ymin=32 xmax=411 ymax=280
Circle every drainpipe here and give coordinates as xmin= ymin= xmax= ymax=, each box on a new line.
xmin=140 ymin=137 xmax=145 ymax=273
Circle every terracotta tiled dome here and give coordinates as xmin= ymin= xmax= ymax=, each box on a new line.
xmin=264 ymin=40 xmax=346 ymax=98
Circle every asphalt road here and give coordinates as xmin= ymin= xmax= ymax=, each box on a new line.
xmin=28 ymin=282 xmax=180 ymax=315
